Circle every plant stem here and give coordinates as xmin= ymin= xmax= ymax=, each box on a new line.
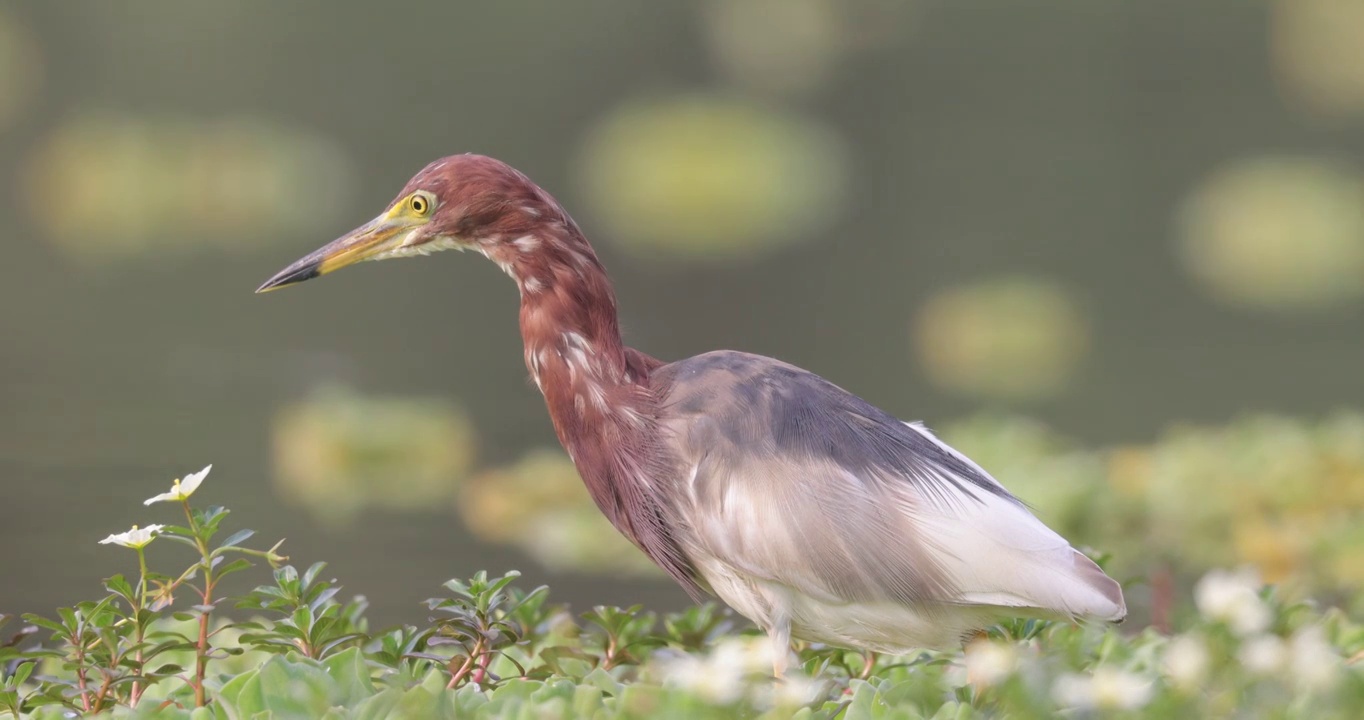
xmin=472 ymin=649 xmax=492 ymax=686
xmin=130 ymin=547 xmax=150 ymax=708
xmin=73 ymin=642 xmax=92 ymax=712
xmin=194 ymin=580 xmax=212 ymax=708
xmin=91 ymin=673 xmax=113 ymax=713
xmin=447 ymin=638 xmax=485 ymax=689
xmin=182 ymin=499 xmax=214 ymax=708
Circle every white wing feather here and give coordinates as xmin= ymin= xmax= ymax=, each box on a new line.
xmin=902 ymin=422 xmax=1125 ymax=620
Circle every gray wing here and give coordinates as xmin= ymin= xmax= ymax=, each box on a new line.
xmin=651 ymin=350 xmax=1125 ymax=620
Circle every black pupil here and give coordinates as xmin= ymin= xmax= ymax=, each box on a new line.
xmin=413 ymin=198 xmax=424 ymax=212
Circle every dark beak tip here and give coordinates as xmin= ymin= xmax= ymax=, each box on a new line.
xmin=255 ymin=261 xmax=322 ymax=294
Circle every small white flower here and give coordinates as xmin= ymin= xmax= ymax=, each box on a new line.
xmin=964 ymin=639 xmax=1018 ymax=688
xmin=769 ymin=674 xmax=823 ymax=708
xmin=143 ymin=464 xmax=212 ymax=505
xmin=1289 ymin=624 xmax=1340 ymax=691
xmin=1162 ymin=634 xmax=1211 ymax=692
xmin=1195 ymin=567 xmax=1271 ymax=635
xmin=1238 ymin=634 xmax=1286 ymax=675
xmin=98 ymin=524 xmax=165 ymax=549
xmin=661 ymin=652 xmax=745 ymax=705
xmin=659 ymin=636 xmax=795 ymax=707
xmin=708 ymin=635 xmax=778 ymax=677
xmin=1053 ymin=668 xmax=1154 ymax=711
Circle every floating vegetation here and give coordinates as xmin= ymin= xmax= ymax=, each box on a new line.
xmin=25 ymin=113 xmax=354 ymax=265
xmin=1272 ymin=0 xmax=1364 ymax=120
xmin=459 ymin=449 xmax=661 ymax=577
xmin=272 ymin=386 xmax=477 ymax=526
xmin=699 ymin=0 xmax=915 ymax=98
xmin=1177 ymin=156 xmax=1364 ymax=312
xmin=577 ymin=94 xmax=847 ymax=264
xmin=914 ymin=277 xmax=1090 ymax=402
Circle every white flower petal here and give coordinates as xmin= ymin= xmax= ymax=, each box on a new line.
xmin=143 ymin=464 xmax=212 ymax=505
xmin=1053 ymin=668 xmax=1153 ymax=711
xmin=1194 ymin=568 xmax=1270 ymax=635
xmin=1238 ymin=634 xmax=1286 ymax=675
xmin=143 ymin=491 xmax=177 ymax=506
xmin=965 ymin=640 xmax=1019 ymax=688
xmin=97 ymin=524 xmax=165 ymax=548
xmin=1289 ymin=625 xmax=1341 ymax=691
xmin=1162 ymin=634 xmax=1210 ymax=691
xmin=179 ymin=464 xmax=212 ymax=495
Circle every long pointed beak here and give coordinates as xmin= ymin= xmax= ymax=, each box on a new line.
xmin=256 ymin=216 xmax=409 ymax=293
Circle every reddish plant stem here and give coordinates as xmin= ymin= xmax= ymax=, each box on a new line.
xmin=472 ymin=649 xmax=493 ymax=686
xmin=446 ymin=649 xmax=478 ymax=690
xmin=92 ymin=673 xmax=113 ymax=713
xmin=74 ymin=645 xmax=92 ymax=712
xmin=193 ymin=575 xmax=214 ymax=706
xmin=1151 ymin=564 xmax=1174 ymax=635
xmin=130 ymin=546 xmax=150 ymax=708
xmin=182 ymin=498 xmax=214 ymax=708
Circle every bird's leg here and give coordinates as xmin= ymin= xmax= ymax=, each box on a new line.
xmin=858 ymin=650 xmax=878 ymax=679
xmin=768 ymin=616 xmax=793 ymax=680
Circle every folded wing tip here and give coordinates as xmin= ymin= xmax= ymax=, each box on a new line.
xmin=1072 ymin=549 xmax=1127 ymax=622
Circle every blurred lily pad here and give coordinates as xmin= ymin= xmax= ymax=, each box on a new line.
xmin=460 ymin=449 xmax=661 ymax=577
xmin=1177 ymin=156 xmax=1364 ymax=312
xmin=1272 ymin=0 xmax=1364 ymax=120
xmin=699 ymin=0 xmax=916 ymax=98
xmin=26 ymin=113 xmax=354 ymax=265
xmin=577 ymin=94 xmax=847 ymax=264
xmin=272 ymin=385 xmax=476 ymax=526
xmin=914 ymin=277 xmax=1089 ymax=402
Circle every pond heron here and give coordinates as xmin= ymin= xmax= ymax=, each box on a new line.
xmin=258 ymin=154 xmax=1126 ymax=675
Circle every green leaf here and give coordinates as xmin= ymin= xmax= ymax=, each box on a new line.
xmin=214 ymin=558 xmax=254 ymax=582
xmin=9 ymin=661 xmax=33 ymax=687
xmin=572 ymin=684 xmax=606 ymax=717
xmin=538 ymin=646 xmax=594 ymax=680
xmin=320 ymin=647 xmax=373 ymax=705
xmin=390 ymin=686 xmax=443 ymax=719
xmin=580 ymin=667 xmax=622 ymax=696
xmin=251 ymin=655 xmax=338 ymax=718
xmin=350 ymin=687 xmax=404 ymax=720
xmin=102 ymin=574 xmax=136 ymax=603
xmin=214 ymin=667 xmax=261 ymax=720
xmin=19 ymin=615 xmax=65 ymax=637
xmin=216 ymin=529 xmax=255 ymax=551
xmin=301 ymin=562 xmax=327 ymax=590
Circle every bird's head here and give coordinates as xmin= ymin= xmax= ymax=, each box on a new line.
xmin=256 ymin=154 xmax=553 ymax=293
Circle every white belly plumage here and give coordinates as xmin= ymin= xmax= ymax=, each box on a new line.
xmin=692 ymin=554 xmax=1006 ymax=654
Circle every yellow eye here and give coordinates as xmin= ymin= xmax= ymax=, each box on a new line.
xmin=409 ymin=194 xmax=431 ymax=216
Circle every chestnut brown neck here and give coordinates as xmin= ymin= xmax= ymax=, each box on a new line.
xmin=492 ymin=219 xmax=661 ymax=535
xmin=464 ymin=170 xmax=697 ymax=596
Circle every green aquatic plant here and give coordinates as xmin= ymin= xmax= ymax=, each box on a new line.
xmin=0 ymin=455 xmax=1361 ymax=718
